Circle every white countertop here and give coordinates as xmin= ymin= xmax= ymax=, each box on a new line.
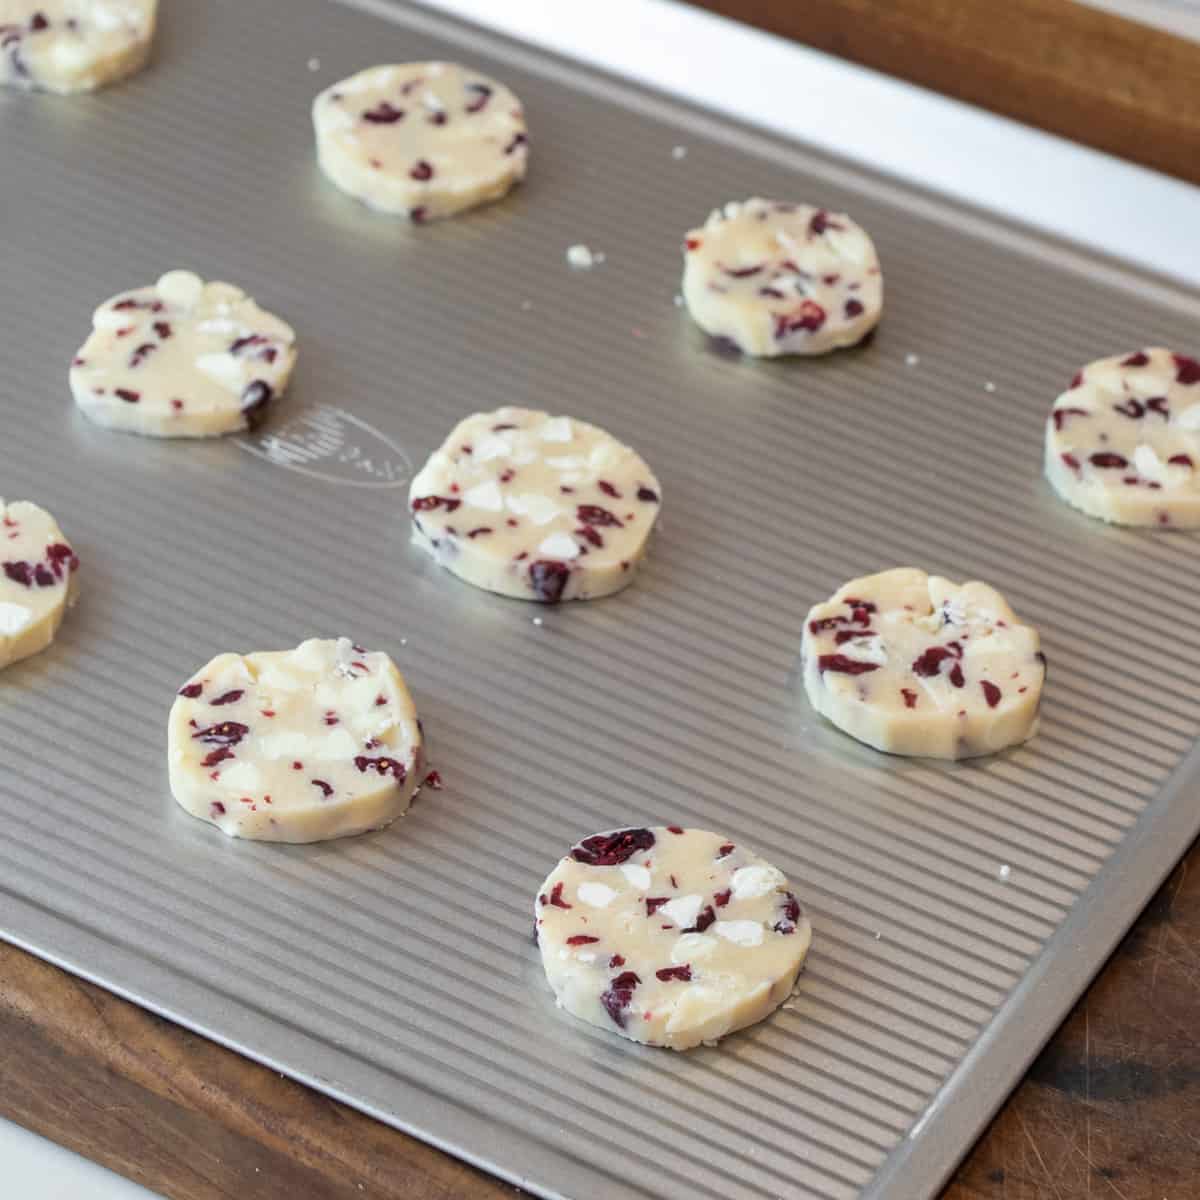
xmin=4 ymin=2 xmax=1196 ymax=1197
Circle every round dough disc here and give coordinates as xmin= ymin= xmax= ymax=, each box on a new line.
xmin=69 ymin=269 xmax=297 ymax=438
xmin=681 ymin=198 xmax=883 ymax=357
xmin=1044 ymin=347 xmax=1200 ymax=528
xmin=801 ymin=567 xmax=1045 ymax=760
xmin=312 ymin=61 xmax=528 ymax=222
xmin=0 ymin=499 xmax=79 ymax=669
xmin=1 ymin=1 xmax=156 ymax=93
xmin=408 ymin=407 xmax=662 ymax=604
xmin=168 ymin=638 xmax=423 ymax=843
xmin=535 ymin=826 xmax=812 ymax=1050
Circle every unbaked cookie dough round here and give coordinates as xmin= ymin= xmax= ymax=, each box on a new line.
xmin=0 ymin=499 xmax=79 ymax=670
xmin=681 ymin=198 xmax=883 ymax=357
xmin=69 ymin=270 xmax=297 ymax=438
xmin=168 ymin=638 xmax=423 ymax=843
xmin=312 ymin=61 xmax=528 ymax=222
xmin=801 ymin=568 xmax=1045 ymax=760
xmin=535 ymin=826 xmax=811 ymax=1050
xmin=0 ymin=1 xmax=156 ymax=93
xmin=408 ymin=407 xmax=662 ymax=604
xmin=1044 ymin=347 xmax=1200 ymax=529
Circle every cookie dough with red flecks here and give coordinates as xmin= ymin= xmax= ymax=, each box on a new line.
xmin=801 ymin=568 xmax=1045 ymax=760
xmin=312 ymin=61 xmax=528 ymax=222
xmin=681 ymin=198 xmax=883 ymax=357
xmin=0 ymin=1 xmax=156 ymax=93
xmin=1045 ymin=348 xmax=1200 ymax=528
xmin=408 ymin=407 xmax=662 ymax=604
xmin=0 ymin=499 xmax=79 ymax=670
xmin=70 ymin=270 xmax=297 ymax=438
xmin=535 ymin=827 xmax=812 ymax=1050
xmin=168 ymin=638 xmax=422 ymax=843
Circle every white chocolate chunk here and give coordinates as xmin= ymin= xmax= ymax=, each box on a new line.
xmin=409 ymin=407 xmax=662 ymax=604
xmin=535 ymin=827 xmax=811 ymax=1051
xmin=312 ymin=61 xmax=528 ymax=222
xmin=801 ymin=568 xmax=1045 ymax=760
xmin=1044 ymin=348 xmax=1200 ymax=528
xmin=0 ymin=500 xmax=79 ymax=669
xmin=70 ymin=270 xmax=297 ymax=438
xmin=0 ymin=1 xmax=155 ymax=94
xmin=167 ymin=638 xmax=423 ymax=843
xmin=681 ymin=198 xmax=883 ymax=357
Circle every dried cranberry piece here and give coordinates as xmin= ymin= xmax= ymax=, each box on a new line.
xmin=600 ymin=971 xmax=640 ymax=1029
xmin=1089 ymin=452 xmax=1128 ymax=468
xmin=154 ymin=321 xmax=172 ymax=339
xmin=576 ymin=505 xmax=623 ymax=528
xmin=1146 ymin=397 xmax=1170 ymax=419
xmin=1174 ymin=354 xmax=1200 ymax=385
xmin=115 ymin=388 xmax=140 ymax=403
xmin=566 ymin=935 xmax=599 ymax=946
xmin=844 ymin=298 xmax=864 ymax=319
xmin=775 ymin=300 xmax=826 ymax=338
xmin=1120 ymin=351 xmax=1149 ymax=367
xmin=410 ymin=159 xmax=434 ymax=181
xmin=911 ymin=643 xmax=962 ymax=677
xmin=809 ymin=210 xmax=829 ymax=235
xmin=312 ymin=779 xmax=333 ymax=797
xmin=46 ymin=543 xmax=78 ymax=575
xmin=548 ymin=882 xmax=571 ymax=909
xmin=1061 ymin=452 xmax=1081 ymax=471
xmin=210 ymin=801 xmax=226 ymax=817
xmin=572 ymin=828 xmax=656 ymax=866
xmin=129 ymin=343 xmax=156 ymax=368
xmin=656 ymin=965 xmax=692 ymax=982
xmin=901 ymin=688 xmax=918 ymax=709
xmin=410 ymin=206 xmax=429 ymax=223
xmin=504 ymin=131 xmax=527 ymax=154
xmin=1068 ymin=371 xmax=1084 ymax=389
xmin=354 ymin=755 xmax=407 ymax=780
xmin=201 ymin=747 xmax=234 ymax=768
xmin=210 ymin=689 xmax=244 ymax=706
xmin=30 ymin=12 xmax=49 ymax=31
xmin=363 ymin=101 xmax=405 ymax=123
xmin=948 ymin=663 xmax=965 ymax=688
xmin=411 ymin=495 xmax=461 ymax=513
xmin=721 ymin=263 xmax=764 ymax=278
xmin=3 ymin=561 xmax=32 ymax=587
xmin=684 ymin=906 xmax=716 ymax=934
xmin=33 ymin=564 xmax=54 ymax=587
xmin=818 ymin=654 xmax=879 ymax=675
xmin=178 ymin=682 xmax=203 ymax=698
xmin=529 ymin=560 xmax=570 ymax=604
xmin=808 ymin=616 xmax=846 ymax=635
xmin=192 ymin=721 xmax=249 ymax=746
xmin=597 ymin=480 xmax=621 ymax=499
xmin=1168 ymin=454 xmax=1194 ymax=468
xmin=241 ymin=381 xmax=273 ymax=423
xmin=464 ymin=82 xmax=492 ymax=112
xmin=466 ymin=526 xmax=493 ymax=539
xmin=636 ymin=486 xmax=659 ymax=503
xmin=666 ymin=825 xmax=684 ymax=835
xmin=716 ymin=843 xmax=735 ymax=858
xmin=1113 ymin=399 xmax=1145 ymax=419
xmin=608 ymin=954 xmax=625 ymax=968
xmin=774 ymin=892 xmax=802 ymax=934
xmin=981 ymin=680 xmax=1002 ymax=707
xmin=645 ymin=897 xmax=669 ymax=915
xmin=714 ymin=888 xmax=732 ymax=907
xmin=1052 ymin=407 xmax=1090 ymax=431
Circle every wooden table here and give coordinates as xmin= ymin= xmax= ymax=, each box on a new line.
xmin=3 ymin=3 xmax=1198 ymax=1198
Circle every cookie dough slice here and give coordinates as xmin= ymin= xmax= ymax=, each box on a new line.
xmin=536 ymin=826 xmax=811 ymax=1050
xmin=801 ymin=568 xmax=1045 ymax=760
xmin=0 ymin=499 xmax=79 ymax=669
xmin=681 ymin=198 xmax=883 ymax=357
xmin=313 ymin=61 xmax=528 ymax=222
xmin=1045 ymin=348 xmax=1200 ymax=528
xmin=168 ymin=638 xmax=423 ymax=843
xmin=1 ymin=1 xmax=156 ymax=93
xmin=408 ymin=407 xmax=662 ymax=604
xmin=69 ymin=270 xmax=297 ymax=438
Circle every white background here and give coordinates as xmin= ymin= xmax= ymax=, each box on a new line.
xmin=4 ymin=1 xmax=1197 ymax=1196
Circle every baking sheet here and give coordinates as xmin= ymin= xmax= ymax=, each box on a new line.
xmin=1 ymin=2 xmax=1198 ymax=1198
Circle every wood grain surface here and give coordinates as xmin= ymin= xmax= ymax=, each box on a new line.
xmin=2 ymin=836 xmax=1196 ymax=1199
xmin=688 ymin=0 xmax=1200 ymax=186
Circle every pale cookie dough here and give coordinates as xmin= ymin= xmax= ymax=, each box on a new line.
xmin=70 ymin=270 xmax=297 ymax=438
xmin=681 ymin=198 xmax=883 ymax=357
xmin=0 ymin=1 xmax=156 ymax=93
xmin=408 ymin=407 xmax=662 ymax=604
xmin=168 ymin=637 xmax=423 ymax=843
xmin=1045 ymin=348 xmax=1200 ymax=529
xmin=801 ymin=568 xmax=1045 ymax=760
xmin=535 ymin=826 xmax=811 ymax=1050
xmin=312 ymin=61 xmax=528 ymax=222
xmin=0 ymin=500 xmax=79 ymax=669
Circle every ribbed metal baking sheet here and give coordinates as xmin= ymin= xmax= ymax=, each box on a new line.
xmin=2 ymin=2 xmax=1198 ymax=1197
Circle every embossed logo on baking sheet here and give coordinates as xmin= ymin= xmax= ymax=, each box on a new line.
xmin=237 ymin=406 xmax=412 ymax=488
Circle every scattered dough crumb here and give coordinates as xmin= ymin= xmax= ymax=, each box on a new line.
xmin=998 ymin=864 xmax=1011 ymax=880
xmin=672 ymin=145 xmax=687 ymax=160
xmin=566 ymin=244 xmax=596 ymax=268
xmin=307 ymin=57 xmax=320 ymax=71
xmin=905 ymin=353 xmax=920 ymax=367
xmin=532 ymin=617 xmax=544 ymax=626
xmin=984 ymin=381 xmax=997 ymax=393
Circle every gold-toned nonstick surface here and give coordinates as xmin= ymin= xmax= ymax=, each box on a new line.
xmin=1 ymin=2 xmax=1198 ymax=1198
